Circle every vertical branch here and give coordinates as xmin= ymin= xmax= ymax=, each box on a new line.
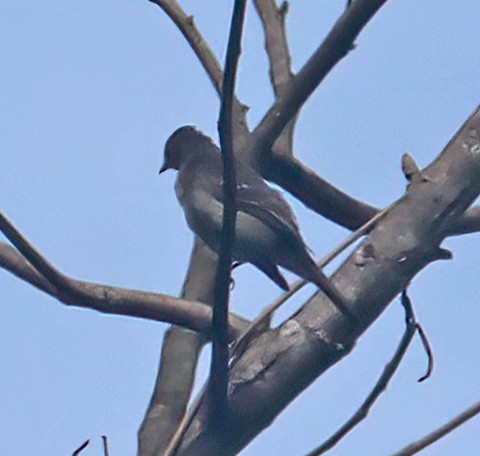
xmin=253 ymin=0 xmax=297 ymax=156
xmin=210 ymin=0 xmax=247 ymax=416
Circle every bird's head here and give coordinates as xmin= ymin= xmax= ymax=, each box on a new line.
xmin=160 ymin=125 xmax=217 ymax=174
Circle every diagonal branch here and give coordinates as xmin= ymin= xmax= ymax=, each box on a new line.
xmin=149 ymin=0 xmax=250 ymax=147
xmin=250 ymin=0 xmax=390 ymax=229
xmin=392 ymin=400 xmax=480 ymax=456
xmin=305 ymin=291 xmax=417 ymax=456
xmin=149 ymin=0 xmax=223 ymax=94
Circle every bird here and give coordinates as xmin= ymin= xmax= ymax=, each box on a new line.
xmin=160 ymin=126 xmax=354 ymax=320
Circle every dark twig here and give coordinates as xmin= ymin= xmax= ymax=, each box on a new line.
xmin=415 ymin=322 xmax=434 ymax=382
xmin=211 ymin=0 xmax=247 ymax=418
xmin=392 ymin=401 xmax=480 ymax=456
xmin=72 ymin=440 xmax=90 ymax=456
xmin=0 ymin=224 xmax=248 ymax=338
xmin=102 ymin=436 xmax=109 ymax=456
xmin=305 ymin=290 xmax=417 ymax=456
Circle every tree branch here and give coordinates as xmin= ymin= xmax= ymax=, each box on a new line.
xmin=138 ymin=238 xmax=218 ymax=456
xmin=149 ymin=0 xmax=223 ymax=94
xmin=305 ymin=291 xmax=417 ymax=456
xmin=250 ymin=0 xmax=389 ymax=229
xmin=253 ymin=0 xmax=293 ymax=96
xmin=249 ymin=0 xmax=391 ymax=161
xmin=253 ymin=0 xmax=298 ymax=165
xmin=0 ymin=238 xmax=248 ymax=339
xmin=149 ymin=0 xmax=250 ymax=149
xmin=174 ymin=106 xmax=480 ymax=455
xmin=392 ymin=401 xmax=480 ymax=456
xmin=211 ymin=0 xmax=247 ymax=417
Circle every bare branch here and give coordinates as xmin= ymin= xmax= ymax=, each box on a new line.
xmin=0 ymin=239 xmax=248 ymax=339
xmin=392 ymin=401 xmax=480 ymax=456
xmin=211 ymin=0 xmax=247 ymax=417
xmin=253 ymin=0 xmax=293 ymax=96
xmin=251 ymin=0 xmax=388 ymax=228
xmin=174 ymin=106 xmax=480 ymax=455
xmin=149 ymin=0 xmax=250 ymax=149
xmin=249 ymin=0 xmax=391 ymax=162
xmin=138 ymin=239 xmax=217 ymax=456
xmin=139 ymin=327 xmax=204 ymax=456
xmin=253 ymin=0 xmax=297 ymax=163
xmin=263 ymin=155 xmax=378 ymax=230
xmin=448 ymin=206 xmax=480 ymax=235
xmin=72 ymin=440 xmax=90 ymax=456
xmin=101 ymin=436 xmax=109 ymax=456
xmin=305 ymin=291 xmax=417 ymax=456
xmin=149 ymin=0 xmax=223 ymax=94
xmin=415 ymin=322 xmax=433 ymax=382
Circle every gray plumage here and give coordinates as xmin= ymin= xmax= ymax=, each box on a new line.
xmin=160 ymin=126 xmax=352 ymax=318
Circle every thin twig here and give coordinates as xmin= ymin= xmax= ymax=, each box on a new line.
xmin=162 ymin=385 xmax=207 ymax=456
xmin=211 ymin=0 xmax=247 ymax=417
xmin=391 ymin=401 xmax=480 ymax=456
xmin=72 ymin=440 xmax=89 ymax=456
xmin=304 ymin=290 xmax=417 ymax=456
xmin=415 ymin=322 xmax=434 ymax=382
xmin=102 ymin=435 xmax=109 ymax=456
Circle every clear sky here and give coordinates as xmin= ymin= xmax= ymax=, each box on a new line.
xmin=1 ymin=1 xmax=480 ymax=455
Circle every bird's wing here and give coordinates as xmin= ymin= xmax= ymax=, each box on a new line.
xmin=210 ymin=161 xmax=309 ymax=251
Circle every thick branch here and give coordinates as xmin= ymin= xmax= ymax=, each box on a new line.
xmin=264 ymin=155 xmax=378 ymax=230
xmin=175 ymin=107 xmax=480 ymax=455
xmin=138 ymin=238 xmax=218 ymax=456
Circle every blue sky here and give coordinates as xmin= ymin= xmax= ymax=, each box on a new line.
xmin=1 ymin=1 xmax=480 ymax=455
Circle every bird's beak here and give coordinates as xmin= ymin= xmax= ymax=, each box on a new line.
xmin=159 ymin=162 xmax=168 ymax=174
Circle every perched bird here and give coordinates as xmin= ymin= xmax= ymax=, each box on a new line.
xmin=160 ymin=126 xmax=353 ymax=319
